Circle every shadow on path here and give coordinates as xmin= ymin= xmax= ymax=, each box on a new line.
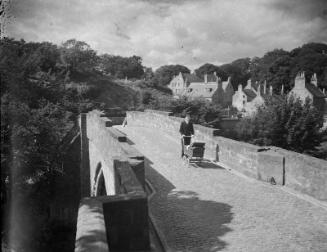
xmin=145 ymin=157 xmax=233 ymax=251
xmin=190 ymin=159 xmax=225 ymax=170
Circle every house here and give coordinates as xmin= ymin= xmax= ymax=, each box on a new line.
xmin=288 ymin=72 xmax=326 ymax=114
xmin=211 ymin=76 xmax=235 ymax=107
xmin=232 ymin=79 xmax=277 ymax=115
xmin=185 ymin=73 xmax=219 ymax=102
xmin=232 ymin=79 xmax=258 ymax=112
xmin=168 ymin=72 xmax=234 ymax=104
xmin=186 ymin=82 xmax=218 ymax=101
xmin=168 ymin=72 xmax=202 ymax=98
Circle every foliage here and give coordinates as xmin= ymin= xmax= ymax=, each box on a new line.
xmin=194 ymin=63 xmax=227 ymax=80
xmin=193 ymin=44 xmax=327 ymax=94
xmin=139 ymin=92 xmax=223 ymax=128
xmin=99 ymin=54 xmax=144 ymax=79
xmin=220 ymin=58 xmax=251 ymax=90
xmin=170 ymin=97 xmax=223 ymax=128
xmin=153 ymin=64 xmax=190 ymax=86
xmin=61 ymin=39 xmax=98 ymax=74
xmin=249 ymin=44 xmax=327 ymax=93
xmin=235 ymin=96 xmax=324 ymax=153
xmin=0 ymin=37 xmax=106 ymax=251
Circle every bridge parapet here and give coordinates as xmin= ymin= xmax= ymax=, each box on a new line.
xmin=126 ymin=110 xmax=327 ymax=201
xmin=76 ymin=110 xmax=149 ymax=252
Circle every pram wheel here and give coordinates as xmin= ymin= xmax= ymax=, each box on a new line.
xmin=182 ymin=155 xmax=190 ymax=166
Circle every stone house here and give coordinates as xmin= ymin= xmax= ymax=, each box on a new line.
xmin=185 ymin=73 xmax=219 ymax=102
xmin=168 ymin=72 xmax=234 ymax=104
xmin=232 ymin=79 xmax=276 ymax=115
xmin=288 ymin=72 xmax=326 ymax=114
xmin=211 ymin=76 xmax=235 ymax=107
xmin=168 ymin=72 xmax=202 ymax=98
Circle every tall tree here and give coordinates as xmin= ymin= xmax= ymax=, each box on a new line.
xmin=194 ymin=63 xmax=227 ymax=80
xmin=154 ymin=64 xmax=190 ymax=86
xmin=236 ymin=96 xmax=324 ymax=153
xmin=61 ymin=39 xmax=98 ymax=73
xmin=99 ymin=54 xmax=144 ymax=79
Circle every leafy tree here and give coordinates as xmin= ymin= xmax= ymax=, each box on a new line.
xmin=0 ymin=38 xmax=95 ymax=251
xmin=61 ymin=39 xmax=98 ymax=73
xmin=143 ymin=67 xmax=154 ymax=80
xmin=266 ymin=55 xmax=292 ymax=93
xmin=194 ymin=63 xmax=227 ymax=80
xmin=99 ymin=54 xmax=144 ymax=79
xmin=248 ymin=44 xmax=327 ymax=91
xmin=236 ymin=96 xmax=324 ymax=153
xmin=154 ymin=64 xmax=190 ymax=86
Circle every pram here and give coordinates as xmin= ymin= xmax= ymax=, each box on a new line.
xmin=182 ymin=136 xmax=205 ymax=166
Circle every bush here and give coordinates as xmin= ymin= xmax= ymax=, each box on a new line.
xmin=235 ymin=95 xmax=325 ymax=153
xmin=140 ymin=94 xmax=223 ymax=128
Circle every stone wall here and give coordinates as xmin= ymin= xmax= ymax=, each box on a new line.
xmin=76 ymin=110 xmax=149 ymax=252
xmin=273 ymin=148 xmax=327 ymax=200
xmin=85 ymin=111 xmax=145 ymax=195
xmin=126 ymin=110 xmax=327 ymax=201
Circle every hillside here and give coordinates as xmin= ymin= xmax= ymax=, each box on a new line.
xmin=68 ymin=73 xmax=141 ymax=110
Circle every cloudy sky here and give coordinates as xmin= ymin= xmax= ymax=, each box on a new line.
xmin=5 ymin=0 xmax=327 ymax=69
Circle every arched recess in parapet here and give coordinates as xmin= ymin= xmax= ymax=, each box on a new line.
xmin=92 ymin=162 xmax=107 ymax=196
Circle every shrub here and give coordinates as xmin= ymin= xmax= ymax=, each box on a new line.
xmin=236 ymin=95 xmax=324 ymax=153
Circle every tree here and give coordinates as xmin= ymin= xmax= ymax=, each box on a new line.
xmin=169 ymin=98 xmax=222 ymax=128
xmin=1 ymin=38 xmax=92 ymax=251
xmin=267 ymin=55 xmax=292 ymax=93
xmin=98 ymin=54 xmax=144 ymax=79
xmin=61 ymin=39 xmax=98 ymax=73
xmin=154 ymin=64 xmax=190 ymax=86
xmin=236 ymin=96 xmax=324 ymax=153
xmin=194 ymin=63 xmax=227 ymax=80
xmin=219 ymin=58 xmax=251 ymax=89
xmin=143 ymin=67 xmax=154 ymax=80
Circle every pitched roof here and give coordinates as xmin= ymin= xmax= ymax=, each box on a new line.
xmin=243 ymin=89 xmax=257 ymax=102
xmin=221 ymin=80 xmax=233 ymax=91
xmin=305 ymin=83 xmax=326 ymax=98
xmin=261 ymin=94 xmax=284 ymax=102
xmin=182 ymin=73 xmax=203 ymax=84
xmin=187 ymin=83 xmax=218 ymax=99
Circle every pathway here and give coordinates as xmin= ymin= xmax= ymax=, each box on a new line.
xmin=116 ymin=125 xmax=327 ymax=252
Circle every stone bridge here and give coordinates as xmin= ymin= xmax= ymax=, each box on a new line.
xmin=75 ymin=109 xmax=327 ymax=252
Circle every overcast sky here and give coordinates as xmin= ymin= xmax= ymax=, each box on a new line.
xmin=5 ymin=0 xmax=327 ymax=69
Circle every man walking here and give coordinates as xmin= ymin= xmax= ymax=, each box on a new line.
xmin=179 ymin=114 xmax=194 ymax=158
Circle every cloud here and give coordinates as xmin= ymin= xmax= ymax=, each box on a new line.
xmin=6 ymin=0 xmax=327 ymax=69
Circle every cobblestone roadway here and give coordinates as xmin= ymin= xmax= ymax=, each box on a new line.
xmin=117 ymin=126 xmax=327 ymax=252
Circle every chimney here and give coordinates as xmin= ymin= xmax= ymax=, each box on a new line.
xmin=246 ymin=79 xmax=251 ymax=89
xmin=218 ymin=77 xmax=222 ymax=85
xmin=257 ymin=83 xmax=261 ymax=97
xmin=311 ymin=73 xmax=318 ymax=87
xmin=204 ymin=73 xmax=208 ymax=83
xmin=323 ymin=88 xmax=326 ymax=94
xmin=263 ymin=80 xmax=267 ymax=94
xmin=295 ymin=71 xmax=305 ymax=88
xmin=269 ymin=85 xmax=273 ymax=95
xmin=281 ymin=84 xmax=284 ymax=95
xmin=213 ymin=71 xmax=217 ymax=76
xmin=228 ymin=76 xmax=231 ymax=83
xmin=238 ymin=84 xmax=242 ymax=92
